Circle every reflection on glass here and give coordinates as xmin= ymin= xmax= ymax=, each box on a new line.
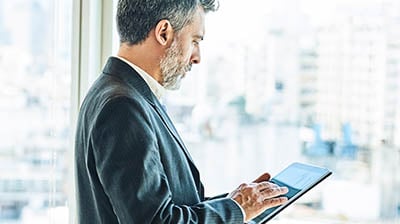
xmin=0 ymin=0 xmax=72 ymax=223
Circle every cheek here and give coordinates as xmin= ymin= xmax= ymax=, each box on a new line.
xmin=180 ymin=43 xmax=193 ymax=62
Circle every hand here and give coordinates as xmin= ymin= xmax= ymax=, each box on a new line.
xmin=228 ymin=173 xmax=289 ymax=222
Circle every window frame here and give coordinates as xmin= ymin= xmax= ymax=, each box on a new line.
xmin=69 ymin=0 xmax=114 ymax=223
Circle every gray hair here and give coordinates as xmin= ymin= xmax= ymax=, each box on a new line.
xmin=117 ymin=0 xmax=219 ymax=45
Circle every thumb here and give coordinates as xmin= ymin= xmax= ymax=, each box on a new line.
xmin=253 ymin=172 xmax=271 ymax=183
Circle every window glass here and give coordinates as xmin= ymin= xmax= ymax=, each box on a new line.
xmin=112 ymin=0 xmax=400 ymax=223
xmin=0 ymin=0 xmax=72 ymax=223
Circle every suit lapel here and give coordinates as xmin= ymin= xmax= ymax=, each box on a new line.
xmin=151 ymin=101 xmax=196 ymax=164
xmin=152 ymin=102 xmax=202 ymax=194
xmin=103 ymin=57 xmax=198 ymax=169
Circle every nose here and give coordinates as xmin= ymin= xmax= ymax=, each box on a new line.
xmin=190 ymin=46 xmax=201 ymax=65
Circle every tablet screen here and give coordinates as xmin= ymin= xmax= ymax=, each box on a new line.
xmin=249 ymin=162 xmax=332 ymax=224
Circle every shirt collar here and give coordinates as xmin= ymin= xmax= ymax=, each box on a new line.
xmin=114 ymin=56 xmax=165 ymax=100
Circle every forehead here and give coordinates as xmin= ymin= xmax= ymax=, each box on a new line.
xmin=178 ymin=7 xmax=205 ymax=38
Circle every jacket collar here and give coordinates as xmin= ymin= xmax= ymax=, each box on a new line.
xmin=103 ymin=57 xmax=157 ymax=105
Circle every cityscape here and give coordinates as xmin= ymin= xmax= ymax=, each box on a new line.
xmin=0 ymin=0 xmax=400 ymax=223
xmin=165 ymin=0 xmax=400 ymax=222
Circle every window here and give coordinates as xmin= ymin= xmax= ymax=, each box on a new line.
xmin=0 ymin=0 xmax=72 ymax=223
xmin=2 ymin=0 xmax=399 ymax=223
xmin=111 ymin=0 xmax=400 ymax=223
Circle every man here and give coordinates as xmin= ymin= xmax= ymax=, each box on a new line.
xmin=74 ymin=0 xmax=288 ymax=223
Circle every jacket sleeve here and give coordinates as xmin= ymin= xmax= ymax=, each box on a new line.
xmin=91 ymin=97 xmax=244 ymax=224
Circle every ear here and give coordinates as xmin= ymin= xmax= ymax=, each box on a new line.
xmin=154 ymin=19 xmax=174 ymax=46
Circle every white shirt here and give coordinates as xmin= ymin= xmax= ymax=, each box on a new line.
xmin=114 ymin=56 xmax=165 ymax=100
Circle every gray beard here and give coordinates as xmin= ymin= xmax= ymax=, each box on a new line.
xmin=160 ymin=41 xmax=191 ymax=90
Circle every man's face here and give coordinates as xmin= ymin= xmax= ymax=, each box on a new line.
xmin=160 ymin=8 xmax=205 ymax=90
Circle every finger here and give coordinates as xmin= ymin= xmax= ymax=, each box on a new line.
xmin=255 ymin=181 xmax=279 ymax=191
xmin=253 ymin=173 xmax=271 ymax=183
xmin=264 ymin=196 xmax=288 ymax=207
xmin=261 ymin=186 xmax=289 ymax=199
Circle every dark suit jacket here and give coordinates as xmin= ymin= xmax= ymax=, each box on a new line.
xmin=74 ymin=57 xmax=243 ymax=223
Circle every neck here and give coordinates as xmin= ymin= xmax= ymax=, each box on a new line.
xmin=117 ymin=41 xmax=164 ymax=84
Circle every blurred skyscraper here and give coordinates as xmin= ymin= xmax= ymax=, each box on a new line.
xmin=382 ymin=0 xmax=400 ymax=148
xmin=297 ymin=1 xmax=400 ymax=148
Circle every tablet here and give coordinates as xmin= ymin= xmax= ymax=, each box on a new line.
xmin=249 ymin=162 xmax=332 ymax=224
